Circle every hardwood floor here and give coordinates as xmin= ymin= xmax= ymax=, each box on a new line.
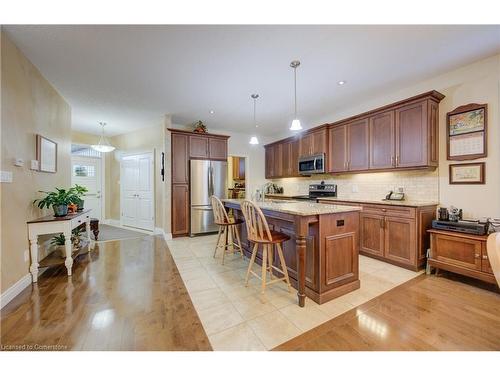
xmin=0 ymin=235 xmax=212 ymax=351
xmin=274 ymin=272 xmax=500 ymax=350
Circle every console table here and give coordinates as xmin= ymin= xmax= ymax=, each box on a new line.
xmin=27 ymin=209 xmax=93 ymax=282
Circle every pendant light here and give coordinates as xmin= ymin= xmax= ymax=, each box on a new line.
xmin=249 ymin=94 xmax=260 ymax=145
xmin=289 ymin=60 xmax=302 ymax=131
xmin=91 ymin=122 xmax=115 ymax=153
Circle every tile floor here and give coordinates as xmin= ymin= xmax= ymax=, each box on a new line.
xmin=166 ymin=234 xmax=422 ymax=351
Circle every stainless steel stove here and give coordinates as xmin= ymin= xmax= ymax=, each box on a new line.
xmin=292 ymin=182 xmax=337 ymax=201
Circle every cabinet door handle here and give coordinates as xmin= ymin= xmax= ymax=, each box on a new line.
xmin=475 ymin=253 xmax=480 ymax=259
xmin=396 ymin=155 xmax=399 ymax=166
xmin=391 ymin=156 xmax=394 ymax=166
xmin=482 ymin=255 xmax=488 ymax=260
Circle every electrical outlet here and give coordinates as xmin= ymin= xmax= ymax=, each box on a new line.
xmin=352 ymin=184 xmax=359 ymax=193
xmin=24 ymin=250 xmax=29 ymax=262
xmin=397 ymin=187 xmax=405 ymax=193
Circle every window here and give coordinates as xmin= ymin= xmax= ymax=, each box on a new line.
xmin=73 ymin=165 xmax=95 ymax=177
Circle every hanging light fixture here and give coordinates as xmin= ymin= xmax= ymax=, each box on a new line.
xmin=249 ymin=94 xmax=260 ymax=145
xmin=91 ymin=122 xmax=115 ymax=153
xmin=289 ymin=60 xmax=303 ymax=131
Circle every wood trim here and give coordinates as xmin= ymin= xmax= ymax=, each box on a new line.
xmin=167 ymin=127 xmax=230 ymax=139
xmin=449 ymin=162 xmax=485 ymax=184
xmin=446 ymin=103 xmax=487 ymax=161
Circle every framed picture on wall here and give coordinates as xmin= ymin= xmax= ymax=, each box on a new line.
xmin=36 ymin=134 xmax=58 ymax=173
xmin=449 ymin=162 xmax=485 ymax=184
xmin=447 ymin=103 xmax=487 ymax=161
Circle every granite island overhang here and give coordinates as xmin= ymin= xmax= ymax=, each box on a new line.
xmin=222 ymin=199 xmax=362 ymax=307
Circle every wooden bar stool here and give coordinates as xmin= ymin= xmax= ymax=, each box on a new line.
xmin=240 ymin=200 xmax=291 ymax=295
xmin=210 ymin=196 xmax=244 ymax=264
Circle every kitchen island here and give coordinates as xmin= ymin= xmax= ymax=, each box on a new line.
xmin=222 ymin=199 xmax=362 ymax=307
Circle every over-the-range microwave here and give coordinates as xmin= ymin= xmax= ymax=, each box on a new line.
xmin=298 ymin=153 xmax=325 ymax=175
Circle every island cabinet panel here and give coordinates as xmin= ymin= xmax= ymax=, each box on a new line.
xmin=324 ymin=232 xmax=358 ymax=289
xmin=384 ymin=216 xmax=416 ymax=266
xmin=328 ymin=125 xmax=348 ymax=173
xmin=172 ymin=133 xmax=189 ymax=184
xmin=189 ymin=135 xmax=209 ymax=158
xmin=395 ymin=100 xmax=428 ymax=168
xmin=347 ymin=118 xmax=369 ymax=171
xmin=360 ymin=213 xmax=385 ymax=257
xmin=369 ymin=110 xmax=395 ymax=169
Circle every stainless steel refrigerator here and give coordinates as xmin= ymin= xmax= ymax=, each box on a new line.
xmin=190 ymin=159 xmax=227 ymax=236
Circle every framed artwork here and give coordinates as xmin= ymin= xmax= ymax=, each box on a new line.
xmin=447 ymin=103 xmax=487 ymax=160
xmin=36 ymin=134 xmax=58 ymax=173
xmin=449 ymin=162 xmax=485 ymax=184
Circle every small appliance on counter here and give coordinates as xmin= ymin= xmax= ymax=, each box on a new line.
xmin=292 ymin=181 xmax=337 ymax=201
xmin=432 ymin=205 xmax=488 ymax=235
xmin=383 ymin=190 xmax=405 ymax=201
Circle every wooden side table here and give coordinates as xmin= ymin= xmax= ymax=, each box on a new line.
xmin=428 ymin=229 xmax=496 ymax=284
xmin=27 ymin=209 xmax=93 ymax=282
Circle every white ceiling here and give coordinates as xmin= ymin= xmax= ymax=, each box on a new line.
xmin=4 ymin=25 xmax=500 ymax=136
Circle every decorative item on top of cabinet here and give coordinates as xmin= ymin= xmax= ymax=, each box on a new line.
xmin=447 ymin=103 xmax=487 ymax=161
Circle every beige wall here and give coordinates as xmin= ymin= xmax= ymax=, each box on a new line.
xmin=272 ymin=54 xmax=500 ymax=219
xmin=1 ymin=31 xmax=72 ymax=294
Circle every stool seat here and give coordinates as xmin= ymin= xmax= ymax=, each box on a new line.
xmin=250 ymin=230 xmax=290 ymax=244
xmin=215 ymin=218 xmax=244 ymax=226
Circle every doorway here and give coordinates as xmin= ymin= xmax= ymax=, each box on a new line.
xmin=120 ymin=152 xmax=155 ymax=231
xmin=71 ymin=145 xmax=103 ymax=220
xmin=227 ymin=156 xmax=246 ymax=199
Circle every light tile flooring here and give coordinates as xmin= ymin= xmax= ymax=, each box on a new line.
xmin=166 ymin=235 xmax=422 ymax=351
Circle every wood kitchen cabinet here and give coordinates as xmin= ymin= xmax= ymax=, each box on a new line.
xmin=319 ymin=199 xmax=437 ymax=270
xmin=265 ymin=144 xmax=275 ymax=179
xmin=369 ymin=110 xmax=395 ymax=169
xmin=428 ymin=230 xmax=495 ymax=284
xmin=266 ymin=91 xmax=444 ymax=178
xmin=299 ymin=128 xmax=328 ymax=157
xmin=171 ymin=184 xmax=189 ymax=235
xmin=170 ymin=129 xmax=229 ymax=236
xmin=232 ymin=156 xmax=245 ymax=180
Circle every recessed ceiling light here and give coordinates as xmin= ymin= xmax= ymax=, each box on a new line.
xmin=337 ymin=80 xmax=346 ymax=86
xmin=209 ymin=110 xmax=215 ymax=114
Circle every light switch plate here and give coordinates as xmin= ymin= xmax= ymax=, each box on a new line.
xmin=0 ymin=171 xmax=13 ymax=183
xmin=30 ymin=160 xmax=39 ymax=170
xmin=14 ymin=158 xmax=24 ymax=167
xmin=352 ymin=184 xmax=359 ymax=193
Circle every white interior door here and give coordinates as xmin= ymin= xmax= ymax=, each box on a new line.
xmin=72 ymin=156 xmax=102 ymax=220
xmin=120 ymin=152 xmax=155 ymax=231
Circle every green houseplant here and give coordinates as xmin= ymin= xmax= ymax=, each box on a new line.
xmin=72 ymin=184 xmax=88 ymax=211
xmin=50 ymin=228 xmax=84 ymax=258
xmin=33 ymin=188 xmax=75 ymax=217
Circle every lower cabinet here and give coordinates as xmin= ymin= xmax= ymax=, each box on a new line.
xmin=360 ymin=213 xmax=385 ymax=257
xmin=172 ymin=184 xmax=189 ymax=236
xmin=384 ymin=216 xmax=417 ymax=266
xmin=428 ymin=230 xmax=495 ymax=284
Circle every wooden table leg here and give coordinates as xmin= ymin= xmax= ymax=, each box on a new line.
xmin=85 ymin=217 xmax=92 ymax=252
xmin=64 ymin=230 xmax=73 ymax=276
xmin=29 ymin=236 xmax=39 ymax=283
xmin=296 ymin=235 xmax=307 ymax=307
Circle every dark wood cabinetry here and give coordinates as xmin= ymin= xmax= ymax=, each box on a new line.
xmin=299 ymin=128 xmax=328 ymax=157
xmin=428 ymin=230 xmax=495 ymax=284
xmin=319 ymin=199 xmax=437 ymax=270
xmin=265 ymin=138 xmax=300 ymax=179
xmin=169 ymin=129 xmax=229 ymax=236
xmin=369 ymin=110 xmax=395 ymax=169
xmin=265 ymin=91 xmax=444 ymax=178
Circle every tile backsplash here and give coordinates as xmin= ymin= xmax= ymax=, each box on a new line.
xmin=272 ymin=169 xmax=439 ymax=202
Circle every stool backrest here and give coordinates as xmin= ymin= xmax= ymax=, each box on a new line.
xmin=240 ymin=200 xmax=273 ymax=242
xmin=211 ymin=195 xmax=230 ymax=224
xmin=487 ymin=232 xmax=500 ymax=287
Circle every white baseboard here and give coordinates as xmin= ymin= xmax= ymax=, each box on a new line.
xmin=102 ymin=219 xmax=121 ymax=226
xmin=1 ymin=273 xmax=31 ymax=309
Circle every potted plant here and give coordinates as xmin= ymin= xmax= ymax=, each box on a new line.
xmin=72 ymin=184 xmax=88 ymax=211
xmin=33 ymin=188 xmax=75 ymax=217
xmin=49 ymin=228 xmax=84 ymax=258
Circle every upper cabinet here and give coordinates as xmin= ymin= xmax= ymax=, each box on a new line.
xmin=264 ymin=91 xmax=444 ymax=179
xmin=172 ymin=133 xmax=189 ymax=184
xmin=189 ymin=134 xmax=228 ymax=160
xmin=299 ymin=128 xmax=328 ymax=157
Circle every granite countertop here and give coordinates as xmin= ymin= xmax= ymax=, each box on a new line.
xmin=222 ymin=199 xmax=361 ymax=216
xmin=264 ymin=193 xmax=296 ymax=198
xmin=316 ymin=196 xmax=439 ymax=208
